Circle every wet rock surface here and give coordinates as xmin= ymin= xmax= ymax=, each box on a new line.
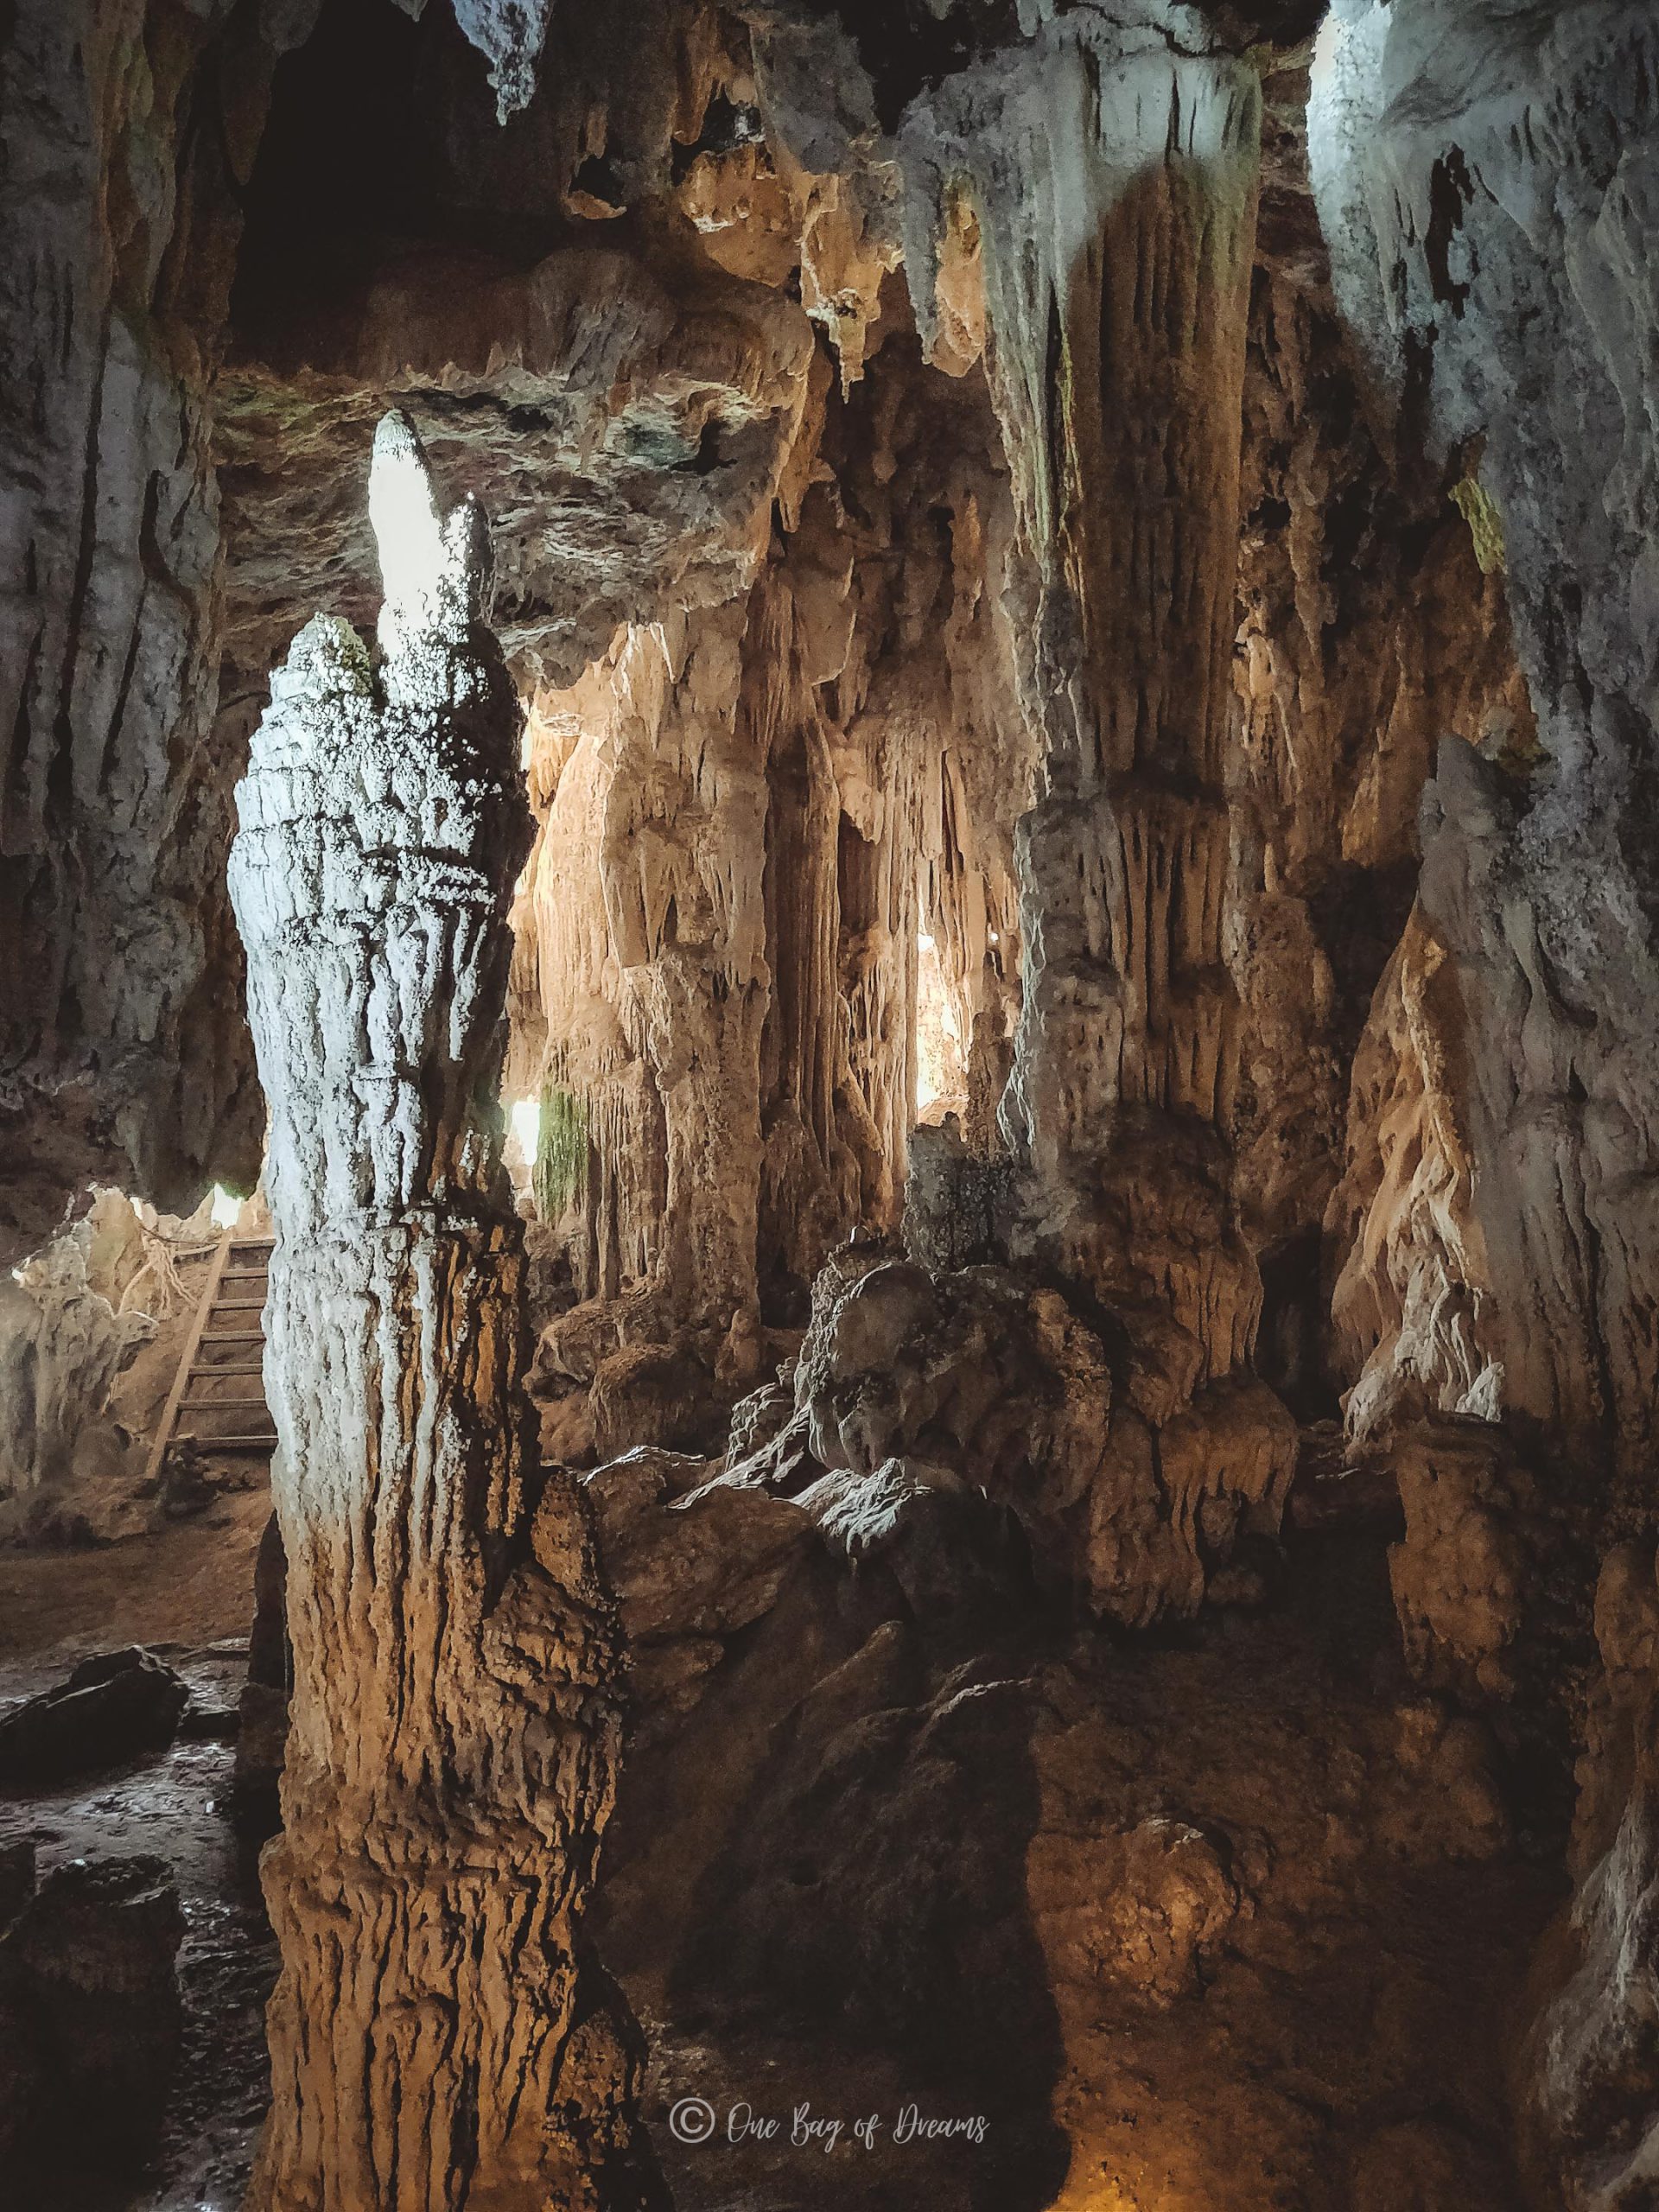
xmin=0 ymin=1628 xmax=276 ymax=2212
xmin=0 ymin=1649 xmax=188 ymax=1785
xmin=1 ymin=1853 xmax=186 ymax=2167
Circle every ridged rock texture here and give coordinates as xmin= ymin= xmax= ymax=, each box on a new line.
xmin=895 ymin=10 xmax=1301 ymax=1617
xmin=12 ymin=0 xmax=1659 ymax=2204
xmin=0 ymin=0 xmax=283 ymax=1262
xmin=0 ymin=1197 xmax=155 ymax=1544
xmin=1310 ymin=3 xmax=1659 ymax=2202
xmin=227 ymin=414 xmax=656 ymax=2212
xmin=1313 ymin=0 xmax=1659 ymax=1475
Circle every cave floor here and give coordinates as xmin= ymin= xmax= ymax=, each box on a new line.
xmin=0 ymin=1492 xmax=276 ymax=2212
xmin=609 ymin=1510 xmax=1568 ymax=2211
xmin=0 ymin=1491 xmax=1567 ymax=2212
xmin=0 ymin=1491 xmax=270 ymax=1670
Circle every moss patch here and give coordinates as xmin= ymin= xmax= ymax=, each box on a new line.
xmin=534 ymin=1085 xmax=588 ymax=1219
xmin=1450 ymin=471 xmax=1506 ymax=575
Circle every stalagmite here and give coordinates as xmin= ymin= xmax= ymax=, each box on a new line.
xmin=228 ymin=414 xmax=653 ymax=2212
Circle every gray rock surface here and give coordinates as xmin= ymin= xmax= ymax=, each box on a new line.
xmin=0 ymin=1853 xmax=185 ymax=2169
xmin=0 ymin=1646 xmax=188 ymax=1783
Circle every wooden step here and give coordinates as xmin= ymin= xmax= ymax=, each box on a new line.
xmin=200 ymin=1330 xmax=264 ymax=1344
xmin=187 ymin=1364 xmax=265 ymax=1379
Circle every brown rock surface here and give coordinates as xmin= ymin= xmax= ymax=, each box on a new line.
xmin=227 ymin=415 xmax=659 ymax=2212
xmin=7 ymin=0 xmax=1659 ymax=2207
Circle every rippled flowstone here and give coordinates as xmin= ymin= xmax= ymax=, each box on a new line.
xmin=228 ymin=414 xmax=661 ymax=2212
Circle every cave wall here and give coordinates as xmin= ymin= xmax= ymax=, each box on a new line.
xmin=15 ymin=1 xmax=1659 ymax=2192
xmin=0 ymin=0 xmax=1562 ymax=1592
xmin=505 ymin=315 xmax=1027 ymax=1338
xmin=1309 ymin=6 xmax=1659 ymax=2199
xmin=1231 ymin=54 xmax=1532 ymax=1417
xmin=1312 ymin=0 xmax=1659 ymax=1484
xmin=0 ymin=0 xmax=283 ymax=1264
xmin=2 ymin=0 xmax=1533 ymax=1441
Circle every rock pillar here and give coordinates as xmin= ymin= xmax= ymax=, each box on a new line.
xmin=897 ymin=13 xmax=1294 ymax=1619
xmin=230 ymin=414 xmax=653 ymax=2212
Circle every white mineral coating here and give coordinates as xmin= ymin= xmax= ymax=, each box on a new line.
xmin=229 ymin=413 xmax=652 ymax=2212
xmin=1311 ymin=3 xmax=1659 ymax=1461
xmin=451 ymin=0 xmax=556 ymax=121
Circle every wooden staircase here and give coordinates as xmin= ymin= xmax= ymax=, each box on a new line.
xmin=143 ymin=1228 xmax=277 ymax=1485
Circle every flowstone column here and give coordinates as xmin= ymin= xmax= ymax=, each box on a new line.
xmin=230 ymin=416 xmax=657 ymax=2212
xmin=905 ymin=10 xmax=1268 ymax=1369
xmin=893 ymin=11 xmax=1297 ymax=1621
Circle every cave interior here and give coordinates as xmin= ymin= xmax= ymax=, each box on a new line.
xmin=3 ymin=2 xmax=1659 ymax=2209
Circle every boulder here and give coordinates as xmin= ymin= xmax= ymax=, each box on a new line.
xmin=582 ymin=1446 xmax=711 ymax=1547
xmin=589 ymin=1341 xmax=725 ymax=1460
xmin=0 ymin=1647 xmax=188 ymax=1783
xmin=779 ymin=1246 xmax=1297 ymax=1627
xmin=587 ymin=1466 xmax=811 ymax=1643
xmin=1027 ymin=1813 xmax=1239 ymax=2005
xmin=796 ymin=1455 xmax=1030 ymax=1632
xmin=0 ymin=1854 xmax=185 ymax=2167
xmin=725 ymin=1370 xmax=795 ymax=1461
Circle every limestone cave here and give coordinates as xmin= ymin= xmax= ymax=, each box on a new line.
xmin=2 ymin=3 xmax=1656 ymax=2208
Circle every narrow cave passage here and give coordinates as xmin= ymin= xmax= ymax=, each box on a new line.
xmin=2 ymin=3 xmax=1658 ymax=2211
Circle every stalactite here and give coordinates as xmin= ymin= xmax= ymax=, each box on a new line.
xmin=507 ymin=327 xmax=1025 ymax=1348
xmin=904 ymin=15 xmax=1263 ymax=1333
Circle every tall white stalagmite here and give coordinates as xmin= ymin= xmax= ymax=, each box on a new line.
xmin=230 ymin=413 xmax=658 ymax=2212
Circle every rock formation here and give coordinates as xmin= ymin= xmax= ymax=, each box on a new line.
xmin=1311 ymin=0 xmax=1659 ymax=1475
xmin=0 ymin=1214 xmax=155 ymax=1542
xmin=0 ymin=0 xmax=282 ymax=1264
xmin=499 ymin=7 xmax=1302 ymax=1628
xmin=9 ymin=0 xmax=1659 ymax=2205
xmin=227 ymin=413 xmax=655 ymax=2212
xmin=0 ymin=1645 xmax=188 ymax=1783
xmin=0 ymin=1849 xmax=186 ymax=2172
xmin=1308 ymin=5 xmax=1659 ymax=2198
